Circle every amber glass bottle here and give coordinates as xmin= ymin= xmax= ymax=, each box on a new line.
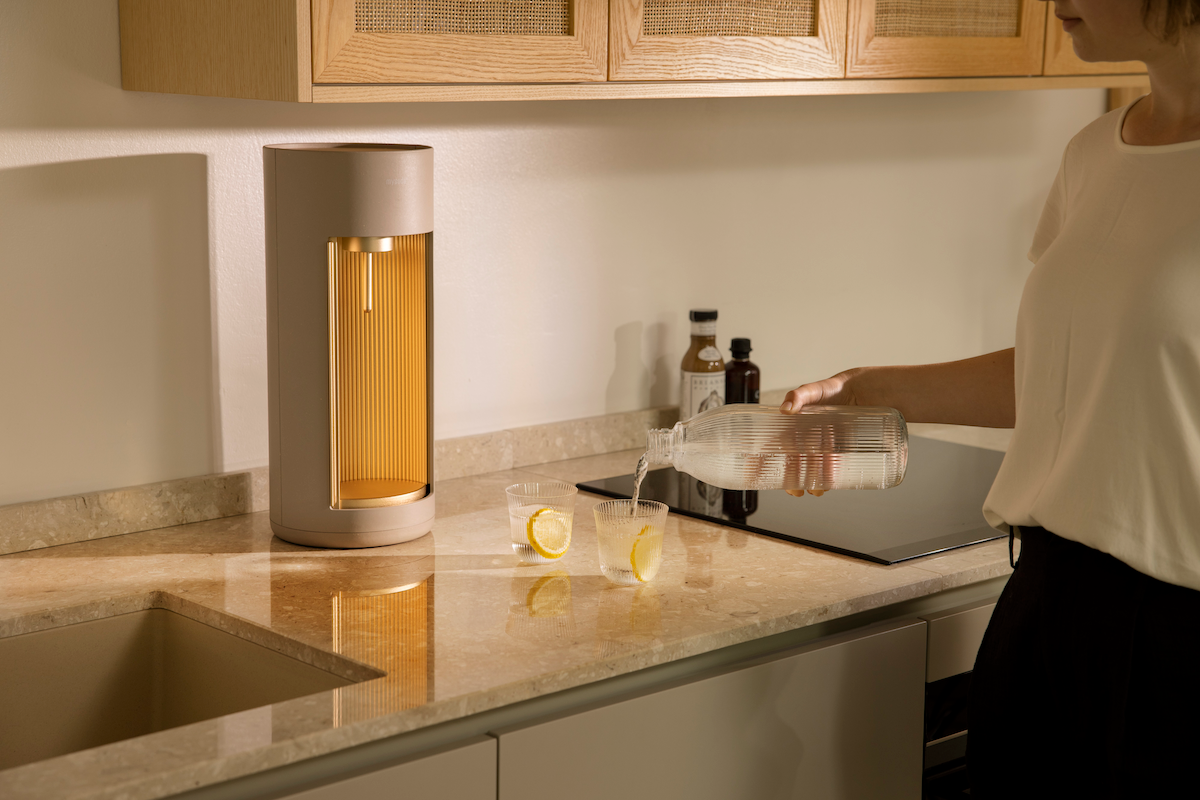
xmin=679 ymin=309 xmax=725 ymax=421
xmin=724 ymin=337 xmax=760 ymax=404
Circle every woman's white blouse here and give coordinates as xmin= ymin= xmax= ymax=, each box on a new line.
xmin=983 ymin=101 xmax=1200 ymax=591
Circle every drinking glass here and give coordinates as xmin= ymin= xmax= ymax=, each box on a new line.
xmin=505 ymin=482 xmax=577 ymax=564
xmin=593 ymin=499 xmax=668 ymax=585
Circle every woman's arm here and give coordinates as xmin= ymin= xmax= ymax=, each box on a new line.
xmin=781 ymin=348 xmax=1015 ymax=428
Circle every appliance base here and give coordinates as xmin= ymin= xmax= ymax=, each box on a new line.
xmin=270 ymin=519 xmax=433 ymax=549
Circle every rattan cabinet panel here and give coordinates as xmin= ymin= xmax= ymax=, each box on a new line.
xmin=846 ymin=0 xmax=1046 ymax=78
xmin=314 ymin=0 xmax=607 ymax=82
xmin=610 ymin=0 xmax=847 ymax=80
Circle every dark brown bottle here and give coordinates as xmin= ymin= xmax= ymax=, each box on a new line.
xmin=724 ymin=337 xmax=760 ymax=404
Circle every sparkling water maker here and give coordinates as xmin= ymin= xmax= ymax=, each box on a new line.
xmin=264 ymin=144 xmax=434 ymax=547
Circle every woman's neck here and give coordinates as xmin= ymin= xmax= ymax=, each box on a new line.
xmin=1125 ymin=31 xmax=1200 ymax=145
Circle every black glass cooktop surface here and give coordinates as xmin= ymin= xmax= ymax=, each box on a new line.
xmin=577 ymin=436 xmax=1006 ymax=565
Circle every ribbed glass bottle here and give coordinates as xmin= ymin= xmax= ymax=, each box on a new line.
xmin=646 ymin=404 xmax=907 ymax=492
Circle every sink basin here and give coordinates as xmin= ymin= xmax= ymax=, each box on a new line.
xmin=0 ymin=606 xmax=367 ymax=771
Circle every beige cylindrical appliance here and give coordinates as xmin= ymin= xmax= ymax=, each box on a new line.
xmin=265 ymin=144 xmax=434 ymax=548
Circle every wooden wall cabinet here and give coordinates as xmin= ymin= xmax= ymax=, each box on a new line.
xmin=118 ymin=0 xmax=314 ymax=102
xmin=119 ymin=0 xmax=1150 ymax=103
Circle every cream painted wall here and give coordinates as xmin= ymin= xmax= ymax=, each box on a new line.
xmin=0 ymin=1 xmax=1105 ymax=506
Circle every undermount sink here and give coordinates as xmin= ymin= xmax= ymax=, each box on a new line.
xmin=0 ymin=606 xmax=372 ymax=771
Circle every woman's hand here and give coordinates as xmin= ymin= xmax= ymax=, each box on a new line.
xmin=780 ymin=368 xmax=862 ymax=414
xmin=776 ymin=350 xmax=1017 ymax=496
xmin=779 ymin=369 xmax=863 ymax=497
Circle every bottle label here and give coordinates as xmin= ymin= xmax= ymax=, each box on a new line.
xmin=697 ymin=345 xmax=722 ymax=361
xmin=680 ymin=371 xmax=725 ymax=421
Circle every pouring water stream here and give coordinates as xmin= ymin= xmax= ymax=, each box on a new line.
xmin=630 ymin=452 xmax=649 ymax=514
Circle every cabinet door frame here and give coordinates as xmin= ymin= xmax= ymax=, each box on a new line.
xmin=312 ymin=0 xmax=608 ymax=83
xmin=609 ymin=0 xmax=847 ymax=81
xmin=1042 ymin=17 xmax=1145 ymax=76
xmin=846 ymin=0 xmax=1046 ymax=78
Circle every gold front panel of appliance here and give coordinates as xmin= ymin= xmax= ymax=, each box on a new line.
xmin=329 ymin=235 xmax=428 ymax=509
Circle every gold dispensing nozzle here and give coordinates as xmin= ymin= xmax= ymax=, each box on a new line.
xmin=335 ymin=237 xmax=394 ymax=314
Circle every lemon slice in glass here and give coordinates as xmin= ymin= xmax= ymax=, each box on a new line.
xmin=630 ymin=524 xmax=662 ymax=582
xmin=526 ymin=508 xmax=571 ymax=560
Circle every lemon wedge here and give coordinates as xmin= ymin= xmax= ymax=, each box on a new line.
xmin=630 ymin=525 xmax=662 ymax=582
xmin=526 ymin=507 xmax=571 ymax=559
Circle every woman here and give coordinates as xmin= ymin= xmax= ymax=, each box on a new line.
xmin=781 ymin=2 xmax=1200 ymax=796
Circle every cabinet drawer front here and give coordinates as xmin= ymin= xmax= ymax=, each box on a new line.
xmin=921 ymin=600 xmax=995 ymax=682
xmin=313 ymin=0 xmax=607 ymax=83
xmin=610 ymin=0 xmax=847 ymax=81
xmin=495 ymin=620 xmax=925 ymax=800
xmin=280 ymin=736 xmax=496 ymax=800
xmin=847 ymin=0 xmax=1046 ymax=78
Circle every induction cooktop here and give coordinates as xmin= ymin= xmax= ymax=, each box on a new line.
xmin=577 ymin=436 xmax=1006 ymax=565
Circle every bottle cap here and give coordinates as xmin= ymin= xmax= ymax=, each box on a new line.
xmin=689 ymin=309 xmax=718 ymax=322
xmin=730 ymin=337 xmax=752 ymax=358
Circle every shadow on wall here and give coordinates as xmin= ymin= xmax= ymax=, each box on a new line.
xmin=0 ymin=154 xmax=214 ymax=506
xmin=605 ymin=320 xmax=673 ymax=414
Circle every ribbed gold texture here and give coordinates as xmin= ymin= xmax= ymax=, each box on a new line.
xmin=332 ymin=581 xmax=431 ymax=725
xmin=643 ymin=0 xmax=816 ymax=37
xmin=874 ymin=0 xmax=1020 ymax=38
xmin=354 ymin=0 xmax=570 ymax=35
xmin=329 ymin=235 xmax=428 ymax=509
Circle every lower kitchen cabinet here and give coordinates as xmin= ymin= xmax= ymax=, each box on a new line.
xmin=277 ymin=736 xmax=496 ymax=800
xmin=492 ymin=619 xmax=926 ymax=800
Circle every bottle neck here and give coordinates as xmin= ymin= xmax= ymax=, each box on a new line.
xmin=646 ymin=425 xmax=679 ymax=466
xmin=690 ymin=320 xmax=716 ymax=338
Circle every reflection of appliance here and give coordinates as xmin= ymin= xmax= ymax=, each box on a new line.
xmin=333 ymin=580 xmax=434 ymax=725
xmin=579 ymin=437 xmax=1005 ymax=564
xmin=269 ymin=551 xmax=435 ymax=725
xmin=264 ymin=144 xmax=435 ymax=548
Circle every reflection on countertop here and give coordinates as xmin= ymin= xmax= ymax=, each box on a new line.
xmin=0 ymin=436 xmax=1012 ymax=800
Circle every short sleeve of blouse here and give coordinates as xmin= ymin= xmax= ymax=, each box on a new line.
xmin=1028 ymin=146 xmax=1070 ymax=263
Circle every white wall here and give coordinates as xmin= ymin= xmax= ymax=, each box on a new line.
xmin=0 ymin=0 xmax=1105 ymax=506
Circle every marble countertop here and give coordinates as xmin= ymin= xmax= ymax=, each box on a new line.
xmin=0 ymin=429 xmax=1013 ymax=800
